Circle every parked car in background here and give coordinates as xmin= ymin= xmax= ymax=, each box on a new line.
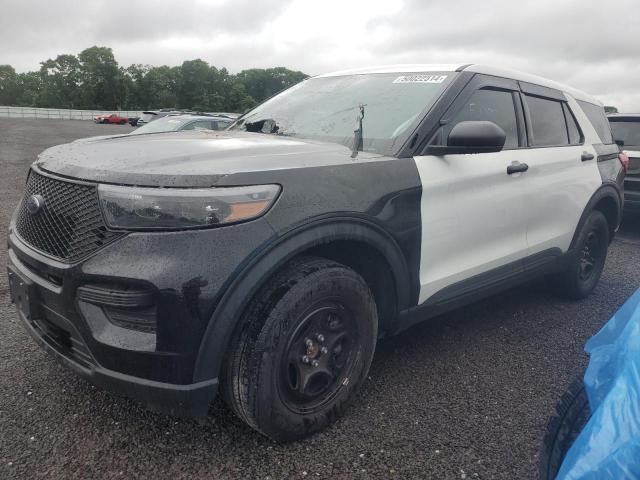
xmin=8 ymin=64 xmax=626 ymax=442
xmin=207 ymin=112 xmax=240 ymax=120
xmin=608 ymin=114 xmax=639 ymax=213
xmin=131 ymin=114 xmax=233 ymax=135
xmin=93 ymin=113 xmax=129 ymax=124
xmin=135 ymin=110 xmax=240 ymax=127
xmin=128 ymin=116 xmax=140 ymax=127
xmin=136 ymin=110 xmax=170 ymax=127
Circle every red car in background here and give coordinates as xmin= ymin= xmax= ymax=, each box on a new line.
xmin=94 ymin=113 xmax=129 ymax=124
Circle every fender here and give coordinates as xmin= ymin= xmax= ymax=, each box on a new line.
xmin=192 ymin=214 xmax=412 ymax=383
xmin=569 ymin=183 xmax=622 ymax=251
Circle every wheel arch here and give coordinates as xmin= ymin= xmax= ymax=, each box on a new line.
xmin=570 ymin=184 xmax=622 ymax=250
xmin=193 ymin=215 xmax=414 ymax=383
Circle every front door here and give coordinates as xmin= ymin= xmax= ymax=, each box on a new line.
xmin=413 ymin=82 xmax=530 ymax=304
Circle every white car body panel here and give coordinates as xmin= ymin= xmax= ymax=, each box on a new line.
xmin=414 ymin=149 xmax=529 ymax=304
xmin=412 ymin=79 xmax=604 ymax=305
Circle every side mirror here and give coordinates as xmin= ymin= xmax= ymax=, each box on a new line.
xmin=615 ymin=139 xmax=625 ymax=147
xmin=424 ymin=121 xmax=507 ymax=155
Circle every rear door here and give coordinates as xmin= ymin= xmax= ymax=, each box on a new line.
xmin=413 ymin=75 xmax=530 ymax=304
xmin=518 ymin=85 xmax=603 ymax=257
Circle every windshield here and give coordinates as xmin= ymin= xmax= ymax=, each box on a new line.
xmin=132 ymin=116 xmax=190 ymax=135
xmin=610 ymin=120 xmax=640 ymax=148
xmin=231 ymin=72 xmax=456 ymax=155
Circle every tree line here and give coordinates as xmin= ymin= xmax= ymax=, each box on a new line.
xmin=0 ymin=46 xmax=308 ymax=113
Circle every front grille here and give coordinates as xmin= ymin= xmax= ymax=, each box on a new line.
xmin=15 ymin=170 xmax=124 ymax=262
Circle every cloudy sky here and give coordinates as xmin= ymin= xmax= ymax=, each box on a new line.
xmin=2 ymin=0 xmax=639 ymax=110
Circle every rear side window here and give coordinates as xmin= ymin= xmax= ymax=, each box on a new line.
xmin=524 ymin=95 xmax=569 ymax=146
xmin=577 ymin=100 xmax=614 ymax=144
xmin=445 ymin=89 xmax=519 ymax=149
xmin=609 ymin=120 xmax=640 ymax=148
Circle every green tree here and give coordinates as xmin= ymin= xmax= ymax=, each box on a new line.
xmin=0 ymin=47 xmax=308 ymax=112
xmin=122 ymin=64 xmax=150 ymax=110
xmin=0 ymin=65 xmax=19 ymax=105
xmin=78 ymin=46 xmax=124 ymax=109
xmin=236 ymin=67 xmax=307 ymax=103
xmin=15 ymin=72 xmax=42 ymax=106
xmin=142 ymin=65 xmax=179 ymax=109
xmin=177 ymin=59 xmax=213 ymax=110
xmin=224 ymin=82 xmax=256 ymax=112
xmin=39 ymin=54 xmax=81 ymax=108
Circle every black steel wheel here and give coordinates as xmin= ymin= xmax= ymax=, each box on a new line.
xmin=279 ymin=300 xmax=358 ymax=413
xmin=222 ymin=256 xmax=377 ymax=442
xmin=551 ymin=210 xmax=609 ymax=300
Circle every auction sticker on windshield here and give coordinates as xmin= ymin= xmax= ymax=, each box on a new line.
xmin=393 ymin=74 xmax=448 ymax=84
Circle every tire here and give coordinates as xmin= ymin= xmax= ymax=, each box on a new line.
xmin=551 ymin=210 xmax=609 ymax=300
xmin=539 ymin=379 xmax=591 ymax=480
xmin=221 ymin=256 xmax=378 ymax=442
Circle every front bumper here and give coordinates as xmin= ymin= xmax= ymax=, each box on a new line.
xmin=8 ymin=246 xmax=218 ymax=417
xmin=7 ymin=209 xmax=274 ymax=417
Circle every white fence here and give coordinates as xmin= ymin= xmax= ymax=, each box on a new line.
xmin=0 ymin=106 xmax=143 ymax=121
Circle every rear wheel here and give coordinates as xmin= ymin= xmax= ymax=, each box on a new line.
xmin=222 ymin=256 xmax=377 ymax=442
xmin=551 ymin=210 xmax=609 ymax=299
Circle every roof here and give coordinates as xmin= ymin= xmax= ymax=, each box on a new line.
xmin=316 ymin=64 xmax=599 ymax=105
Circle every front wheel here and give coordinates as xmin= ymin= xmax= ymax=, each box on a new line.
xmin=539 ymin=379 xmax=591 ymax=480
xmin=222 ymin=256 xmax=378 ymax=442
xmin=551 ymin=210 xmax=609 ymax=299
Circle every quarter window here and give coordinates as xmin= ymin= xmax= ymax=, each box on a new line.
xmin=445 ymin=89 xmax=519 ymax=149
xmin=525 ymin=95 xmax=568 ymax=147
xmin=577 ymin=100 xmax=614 ymax=144
xmin=563 ymin=104 xmax=583 ymax=145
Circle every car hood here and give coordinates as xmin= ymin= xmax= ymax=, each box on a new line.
xmin=36 ymin=130 xmax=383 ymax=187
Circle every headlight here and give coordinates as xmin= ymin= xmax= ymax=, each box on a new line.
xmin=98 ymin=184 xmax=280 ymax=230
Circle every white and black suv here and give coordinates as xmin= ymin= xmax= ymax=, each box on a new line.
xmin=7 ymin=64 xmax=626 ymax=441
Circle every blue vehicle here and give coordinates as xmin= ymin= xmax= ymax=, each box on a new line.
xmin=540 ymin=289 xmax=640 ymax=479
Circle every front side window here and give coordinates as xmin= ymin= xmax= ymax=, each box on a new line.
xmin=525 ymin=95 xmax=569 ymax=147
xmin=609 ymin=120 xmax=640 ymax=148
xmin=231 ymin=72 xmax=457 ymax=156
xmin=577 ymin=100 xmax=614 ymax=144
xmin=444 ymin=89 xmax=519 ymax=149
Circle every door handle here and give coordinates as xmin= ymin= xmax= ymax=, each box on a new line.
xmin=507 ymin=162 xmax=529 ymax=174
xmin=581 ymin=152 xmax=595 ymax=161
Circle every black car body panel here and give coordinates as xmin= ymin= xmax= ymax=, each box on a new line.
xmin=36 ymin=130 xmax=391 ymax=187
xmin=8 ymin=135 xmax=423 ymax=415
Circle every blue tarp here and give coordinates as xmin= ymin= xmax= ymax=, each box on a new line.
xmin=558 ymin=288 xmax=640 ymax=480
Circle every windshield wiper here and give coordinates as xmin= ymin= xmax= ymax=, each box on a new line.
xmin=351 ymin=104 xmax=366 ymax=158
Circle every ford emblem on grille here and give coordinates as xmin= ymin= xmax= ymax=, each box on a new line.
xmin=26 ymin=194 xmax=45 ymax=215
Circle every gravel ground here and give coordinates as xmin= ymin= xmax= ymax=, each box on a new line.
xmin=1 ymin=118 xmax=639 ymax=480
